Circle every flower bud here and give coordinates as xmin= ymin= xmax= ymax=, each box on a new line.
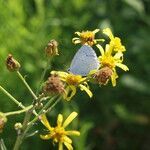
xmin=93 ymin=66 xmax=113 ymax=85
xmin=14 ymin=122 xmax=23 ymax=131
xmin=45 ymin=40 xmax=59 ymax=56
xmin=0 ymin=112 xmax=7 ymax=133
xmin=43 ymin=74 xmax=64 ymax=95
xmin=6 ymin=54 xmax=21 ymax=72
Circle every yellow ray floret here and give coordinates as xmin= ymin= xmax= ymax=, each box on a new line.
xmin=40 ymin=112 xmax=80 ymax=150
xmin=51 ymin=71 xmax=92 ymax=100
xmin=97 ymin=44 xmax=129 ymax=86
xmin=72 ymin=29 xmax=104 ymax=46
xmin=103 ymin=28 xmax=126 ymax=52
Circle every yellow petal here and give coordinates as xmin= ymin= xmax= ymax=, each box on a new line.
xmin=75 ymin=32 xmax=81 ymax=36
xmin=103 ymin=28 xmax=114 ymax=39
xmin=72 ymin=38 xmax=81 ymax=44
xmin=66 ymin=130 xmax=80 ymax=136
xmin=114 ymin=52 xmax=123 ymax=60
xmin=40 ymin=134 xmax=51 ymax=140
xmin=79 ymin=84 xmax=93 ymax=98
xmin=57 ymin=114 xmax=63 ymax=127
xmin=63 ymin=112 xmax=78 ymax=128
xmin=111 ymin=71 xmax=118 ymax=87
xmin=116 ymin=63 xmax=129 ymax=71
xmin=65 ymin=86 xmax=76 ymax=101
xmin=41 ymin=114 xmax=52 ymax=131
xmin=96 ymin=44 xmax=104 ymax=56
xmin=93 ymin=29 xmax=100 ymax=34
xmin=59 ymin=142 xmax=63 ymax=150
xmin=64 ymin=142 xmax=73 ymax=150
xmin=51 ymin=71 xmax=68 ymax=78
xmin=63 ymin=136 xmax=72 ymax=144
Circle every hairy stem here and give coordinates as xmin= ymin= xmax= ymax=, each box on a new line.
xmin=36 ymin=58 xmax=51 ymax=95
xmin=5 ymin=105 xmax=33 ymax=116
xmin=0 ymin=85 xmax=25 ymax=109
xmin=17 ymin=71 xmax=37 ymax=100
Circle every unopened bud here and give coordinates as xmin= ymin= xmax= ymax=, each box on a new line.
xmin=14 ymin=122 xmax=22 ymax=130
xmin=6 ymin=54 xmax=20 ymax=72
xmin=0 ymin=112 xmax=7 ymax=133
xmin=43 ymin=74 xmax=64 ymax=95
xmin=93 ymin=66 xmax=113 ymax=85
xmin=45 ymin=40 xmax=59 ymax=56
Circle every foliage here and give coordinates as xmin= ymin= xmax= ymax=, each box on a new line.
xmin=0 ymin=0 xmax=150 ymax=149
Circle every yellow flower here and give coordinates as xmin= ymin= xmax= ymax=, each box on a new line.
xmin=97 ymin=44 xmax=129 ymax=86
xmin=72 ymin=29 xmax=104 ymax=46
xmin=51 ymin=71 xmax=92 ymax=101
xmin=40 ymin=112 xmax=80 ymax=150
xmin=103 ymin=28 xmax=126 ymax=52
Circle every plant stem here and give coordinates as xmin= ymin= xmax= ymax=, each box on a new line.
xmin=0 ymin=85 xmax=25 ymax=109
xmin=5 ymin=105 xmax=33 ymax=116
xmin=36 ymin=58 xmax=51 ymax=95
xmin=13 ymin=95 xmax=60 ymax=150
xmin=17 ymin=71 xmax=37 ymax=100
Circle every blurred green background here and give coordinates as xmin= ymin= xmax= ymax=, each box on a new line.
xmin=0 ymin=0 xmax=150 ymax=149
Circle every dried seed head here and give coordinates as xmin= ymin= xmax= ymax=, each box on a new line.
xmin=0 ymin=112 xmax=7 ymax=133
xmin=43 ymin=74 xmax=64 ymax=95
xmin=93 ymin=66 xmax=113 ymax=85
xmin=6 ymin=54 xmax=21 ymax=72
xmin=45 ymin=40 xmax=59 ymax=56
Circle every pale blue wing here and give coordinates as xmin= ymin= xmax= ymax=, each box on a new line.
xmin=68 ymin=45 xmax=100 ymax=76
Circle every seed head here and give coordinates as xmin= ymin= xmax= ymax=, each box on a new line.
xmin=93 ymin=66 xmax=113 ymax=85
xmin=6 ymin=54 xmax=20 ymax=72
xmin=45 ymin=40 xmax=59 ymax=56
xmin=0 ymin=112 xmax=7 ymax=133
xmin=43 ymin=74 xmax=64 ymax=95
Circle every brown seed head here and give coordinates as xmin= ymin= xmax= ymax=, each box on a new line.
xmin=45 ymin=40 xmax=59 ymax=56
xmin=94 ymin=66 xmax=113 ymax=85
xmin=43 ymin=74 xmax=64 ymax=95
xmin=6 ymin=54 xmax=20 ymax=72
xmin=0 ymin=112 xmax=7 ymax=133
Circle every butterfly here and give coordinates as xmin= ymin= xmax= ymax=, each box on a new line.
xmin=68 ymin=45 xmax=100 ymax=76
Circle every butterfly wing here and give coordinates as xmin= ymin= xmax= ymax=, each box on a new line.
xmin=68 ymin=45 xmax=100 ymax=76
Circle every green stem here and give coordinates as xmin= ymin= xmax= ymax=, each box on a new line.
xmin=0 ymin=85 xmax=25 ymax=109
xmin=36 ymin=58 xmax=51 ymax=95
xmin=17 ymin=71 xmax=37 ymax=100
xmin=5 ymin=105 xmax=33 ymax=116
xmin=13 ymin=95 xmax=59 ymax=150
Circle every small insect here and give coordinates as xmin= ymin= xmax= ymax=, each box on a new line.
xmin=68 ymin=45 xmax=100 ymax=76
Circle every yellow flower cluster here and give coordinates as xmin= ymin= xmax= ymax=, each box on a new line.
xmin=40 ymin=27 xmax=129 ymax=150
xmin=97 ymin=28 xmax=129 ymax=86
xmin=41 ymin=112 xmax=80 ymax=150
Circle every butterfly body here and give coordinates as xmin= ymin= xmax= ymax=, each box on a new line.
xmin=68 ymin=45 xmax=100 ymax=76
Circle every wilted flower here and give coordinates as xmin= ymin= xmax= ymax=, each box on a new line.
xmin=43 ymin=74 xmax=64 ymax=95
xmin=93 ymin=66 xmax=113 ymax=85
xmin=51 ymin=71 xmax=92 ymax=101
xmin=45 ymin=39 xmax=59 ymax=56
xmin=6 ymin=54 xmax=20 ymax=72
xmin=72 ymin=29 xmax=103 ymax=46
xmin=0 ymin=112 xmax=7 ymax=133
xmin=40 ymin=112 xmax=80 ymax=150
xmin=97 ymin=44 xmax=129 ymax=86
xmin=103 ymin=28 xmax=125 ymax=52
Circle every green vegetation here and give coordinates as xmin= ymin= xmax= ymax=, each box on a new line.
xmin=0 ymin=0 xmax=149 ymax=149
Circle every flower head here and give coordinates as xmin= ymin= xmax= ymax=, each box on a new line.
xmin=43 ymin=74 xmax=65 ymax=96
xmin=45 ymin=39 xmax=59 ymax=56
xmin=72 ymin=29 xmax=103 ymax=46
xmin=40 ymin=112 xmax=80 ymax=150
xmin=97 ymin=44 xmax=129 ymax=86
xmin=51 ymin=71 xmax=92 ymax=101
xmin=0 ymin=112 xmax=7 ymax=133
xmin=6 ymin=54 xmax=21 ymax=72
xmin=103 ymin=28 xmax=125 ymax=52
